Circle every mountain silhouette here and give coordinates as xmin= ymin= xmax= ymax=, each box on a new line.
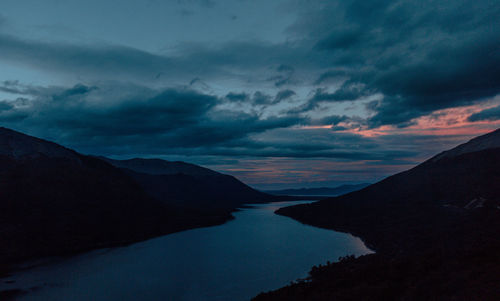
xmin=100 ymin=157 xmax=219 ymax=176
xmin=255 ymin=128 xmax=500 ymax=300
xmin=101 ymin=157 xmax=274 ymax=209
xmin=0 ymin=127 xmax=181 ymax=265
xmin=0 ymin=127 xmax=276 ymax=269
xmin=276 ymin=128 xmax=500 ymax=252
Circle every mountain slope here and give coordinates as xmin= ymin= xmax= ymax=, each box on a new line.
xmin=0 ymin=128 xmax=225 ymax=266
xmin=431 ymin=128 xmax=500 ymax=161
xmin=100 ymin=157 xmax=219 ymax=176
xmin=102 ymin=157 xmax=277 ymax=209
xmin=0 ymin=127 xmax=79 ymax=160
xmin=276 ymin=128 xmax=500 ymax=252
xmin=255 ymin=128 xmax=500 ymax=300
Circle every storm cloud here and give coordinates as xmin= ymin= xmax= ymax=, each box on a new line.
xmin=0 ymin=0 xmax=499 ymax=188
xmin=0 ymin=82 xmax=309 ymax=154
xmin=290 ymin=0 xmax=500 ymax=127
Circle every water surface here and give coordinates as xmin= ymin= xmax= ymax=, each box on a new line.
xmin=2 ymin=201 xmax=372 ymax=301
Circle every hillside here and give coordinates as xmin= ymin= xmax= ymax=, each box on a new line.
xmin=0 ymin=127 xmax=271 ymax=270
xmin=0 ymin=128 xmax=178 ymax=265
xmin=275 ymin=128 xmax=500 ymax=252
xmin=100 ymin=157 xmax=219 ymax=176
xmin=102 ymin=157 xmax=277 ymax=209
xmin=254 ymin=128 xmax=500 ymax=300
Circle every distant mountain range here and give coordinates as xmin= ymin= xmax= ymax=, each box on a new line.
xmin=255 ymin=128 xmax=500 ymax=300
xmin=0 ymin=127 xmax=278 ymax=269
xmin=266 ymin=183 xmax=370 ymax=197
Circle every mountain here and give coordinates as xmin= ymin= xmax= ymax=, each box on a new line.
xmin=0 ymin=127 xmax=272 ymax=270
xmin=431 ymin=128 xmax=500 ymax=161
xmin=266 ymin=183 xmax=370 ymax=197
xmin=101 ymin=157 xmax=276 ymax=209
xmin=276 ymin=128 xmax=500 ymax=252
xmin=100 ymin=157 xmax=219 ymax=176
xmin=0 ymin=127 xmax=181 ymax=266
xmin=254 ymin=128 xmax=500 ymax=300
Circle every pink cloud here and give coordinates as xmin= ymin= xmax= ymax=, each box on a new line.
xmin=324 ymin=103 xmax=500 ymax=138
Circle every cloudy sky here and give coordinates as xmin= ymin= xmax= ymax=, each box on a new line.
xmin=0 ymin=0 xmax=499 ymax=189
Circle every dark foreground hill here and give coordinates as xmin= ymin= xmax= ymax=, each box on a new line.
xmin=266 ymin=183 xmax=370 ymax=197
xmin=0 ymin=128 xmax=233 ymax=267
xmin=0 ymin=127 xmax=278 ymax=282
xmin=254 ymin=128 xmax=500 ymax=300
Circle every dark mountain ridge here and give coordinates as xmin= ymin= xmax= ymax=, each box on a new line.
xmin=100 ymin=157 xmax=219 ymax=176
xmin=0 ymin=127 xmax=179 ymax=265
xmin=254 ymin=128 xmax=500 ymax=300
xmin=101 ymin=157 xmax=275 ymax=209
xmin=276 ymin=128 xmax=500 ymax=252
xmin=431 ymin=128 xmax=500 ymax=161
xmin=0 ymin=127 xmax=79 ymax=160
xmin=0 ymin=127 xmax=278 ymax=276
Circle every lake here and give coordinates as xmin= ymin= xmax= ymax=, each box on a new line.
xmin=1 ymin=201 xmax=373 ymax=301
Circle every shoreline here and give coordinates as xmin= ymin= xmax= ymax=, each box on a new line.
xmin=274 ymin=208 xmax=379 ymax=253
xmin=253 ymin=200 xmax=500 ymax=300
xmin=0 ymin=198 xmax=308 ymax=295
xmin=1 ymin=199 xmax=353 ymax=300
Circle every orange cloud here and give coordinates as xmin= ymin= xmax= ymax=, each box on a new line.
xmin=301 ymin=103 xmax=500 ymax=138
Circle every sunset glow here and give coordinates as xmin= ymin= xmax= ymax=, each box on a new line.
xmin=0 ymin=0 xmax=498 ymax=188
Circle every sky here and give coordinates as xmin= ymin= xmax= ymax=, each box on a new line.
xmin=0 ymin=0 xmax=499 ymax=189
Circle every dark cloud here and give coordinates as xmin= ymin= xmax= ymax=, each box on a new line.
xmin=232 ymin=128 xmax=420 ymax=161
xmin=367 ymin=35 xmax=500 ymax=126
xmin=0 ymin=1 xmax=497 ymax=129
xmin=252 ymin=91 xmax=273 ymax=105
xmin=225 ymin=90 xmax=295 ymax=106
xmin=314 ymin=115 xmax=350 ymax=126
xmin=0 ymin=32 xmax=328 ymax=87
xmin=0 ymin=101 xmax=14 ymax=111
xmin=0 ymin=0 xmax=498 ymax=187
xmin=468 ymin=105 xmax=500 ymax=122
xmin=0 ymin=81 xmax=24 ymax=95
xmin=0 ymin=81 xmax=424 ymax=165
xmin=267 ymin=64 xmax=296 ymax=87
xmin=0 ymin=33 xmax=178 ymax=81
xmin=314 ymin=70 xmax=347 ymax=85
xmin=315 ymin=28 xmax=364 ymax=51
xmin=188 ymin=78 xmax=211 ymax=91
xmin=292 ymin=0 xmax=500 ymax=126
xmin=304 ymin=83 xmax=368 ymax=111
xmin=0 ymin=82 xmax=309 ymax=154
xmin=290 ymin=83 xmax=369 ymax=114
xmin=225 ymin=92 xmax=248 ymax=102
xmin=274 ymin=89 xmax=296 ymax=103
xmin=277 ymin=64 xmax=294 ymax=73
xmin=53 ymin=84 xmax=96 ymax=100
xmin=366 ymin=96 xmax=422 ymax=127
xmin=3 ymin=84 xmax=220 ymax=139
